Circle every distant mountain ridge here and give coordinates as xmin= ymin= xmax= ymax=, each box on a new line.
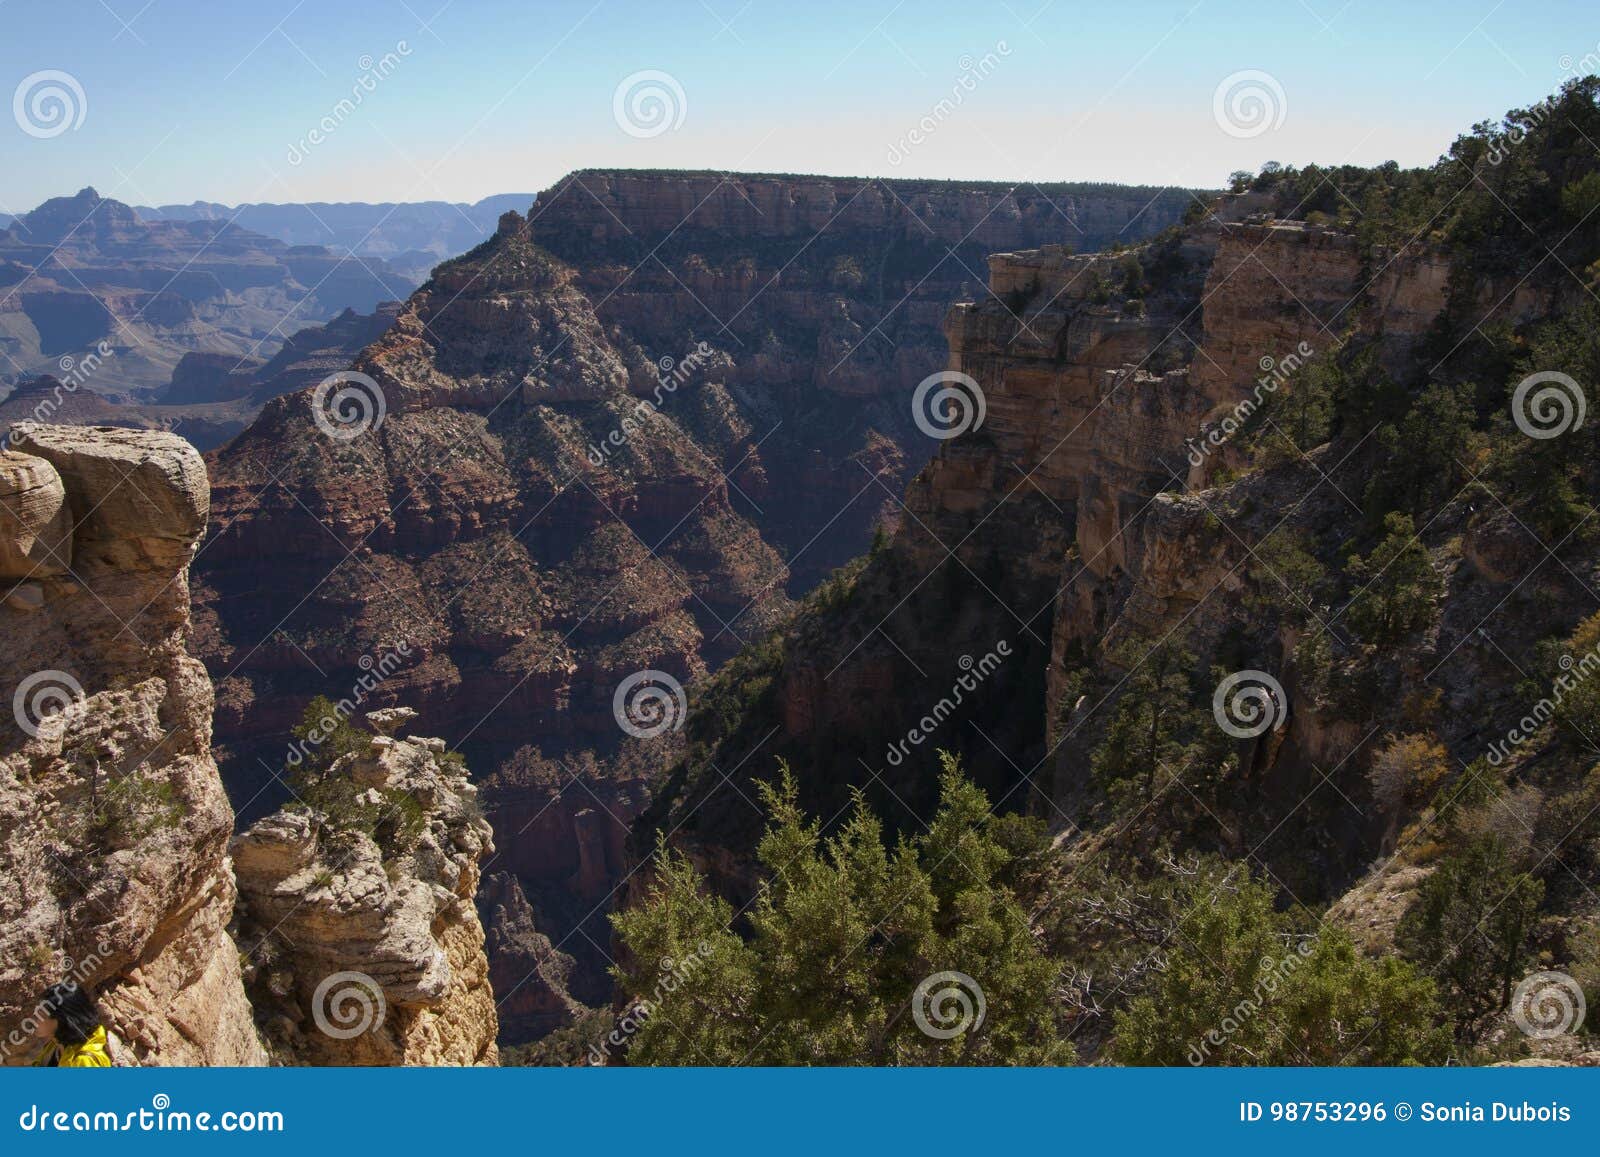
xmin=0 ymin=187 xmax=414 ymax=393
xmin=135 ymin=194 xmax=536 ymax=283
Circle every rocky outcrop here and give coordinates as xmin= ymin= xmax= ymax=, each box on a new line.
xmin=0 ymin=424 xmax=263 ymax=1066
xmin=232 ymin=720 xmax=498 ymax=1065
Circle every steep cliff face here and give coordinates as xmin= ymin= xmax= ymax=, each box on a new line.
xmin=189 ymin=171 xmax=1193 ymax=1036
xmin=531 ymin=171 xmax=1197 ymax=586
xmin=634 ymin=198 xmax=1518 ymax=895
xmin=0 ymin=424 xmax=263 ymax=1066
xmin=232 ymin=713 xmax=498 ymax=1065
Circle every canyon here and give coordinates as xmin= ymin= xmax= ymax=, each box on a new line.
xmin=633 ymin=94 xmax=1600 ymax=1059
xmin=187 ymin=170 xmax=1195 ymax=1027
xmin=7 ymin=95 xmax=1592 ymax=1064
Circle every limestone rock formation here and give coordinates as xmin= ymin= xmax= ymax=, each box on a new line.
xmin=232 ymin=728 xmax=498 ymax=1065
xmin=0 ymin=424 xmax=263 ymax=1065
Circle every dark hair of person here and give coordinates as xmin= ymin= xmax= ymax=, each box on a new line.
xmin=36 ymin=982 xmax=101 ymax=1046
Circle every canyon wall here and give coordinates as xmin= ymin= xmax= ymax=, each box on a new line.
xmin=189 ymin=170 xmax=1195 ymax=1033
xmin=633 ymin=201 xmax=1484 ymax=899
xmin=0 ymin=424 xmax=263 ymax=1065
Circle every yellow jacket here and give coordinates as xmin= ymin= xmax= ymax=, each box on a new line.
xmin=35 ymin=1026 xmax=112 ymax=1068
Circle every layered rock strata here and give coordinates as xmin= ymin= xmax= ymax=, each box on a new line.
xmin=0 ymin=424 xmax=263 ymax=1065
xmin=231 ymin=718 xmax=498 ymax=1065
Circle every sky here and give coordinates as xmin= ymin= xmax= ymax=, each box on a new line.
xmin=0 ymin=0 xmax=1596 ymax=213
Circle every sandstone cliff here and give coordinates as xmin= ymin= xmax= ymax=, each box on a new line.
xmin=231 ymin=709 xmax=499 ymax=1065
xmin=0 ymin=424 xmax=263 ymax=1065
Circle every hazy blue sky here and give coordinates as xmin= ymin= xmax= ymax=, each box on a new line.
xmin=1 ymin=0 xmax=1595 ymax=212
